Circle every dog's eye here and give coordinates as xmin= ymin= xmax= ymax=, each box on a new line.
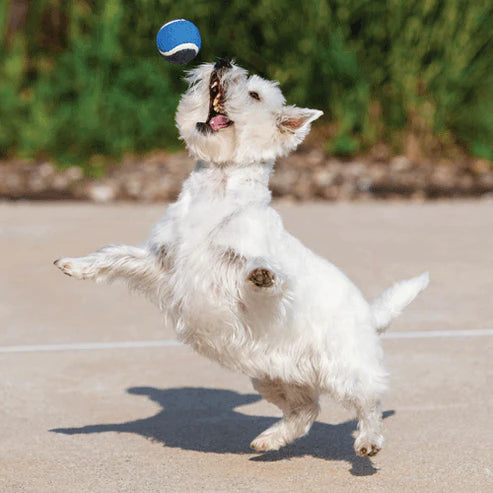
xmin=249 ymin=91 xmax=261 ymax=101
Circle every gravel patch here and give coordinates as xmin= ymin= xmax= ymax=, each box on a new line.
xmin=1 ymin=150 xmax=492 ymax=202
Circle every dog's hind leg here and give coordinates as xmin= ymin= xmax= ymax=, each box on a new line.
xmin=54 ymin=244 xmax=162 ymax=290
xmin=250 ymin=378 xmax=319 ymax=452
xmin=351 ymin=397 xmax=384 ymax=457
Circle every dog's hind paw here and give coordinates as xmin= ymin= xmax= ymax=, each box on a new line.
xmin=354 ymin=434 xmax=383 ymax=457
xmin=247 ymin=268 xmax=275 ymax=288
xmin=357 ymin=443 xmax=380 ymax=457
xmin=250 ymin=432 xmax=285 ymax=452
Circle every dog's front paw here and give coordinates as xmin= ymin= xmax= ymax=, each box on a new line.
xmin=354 ymin=433 xmax=383 ymax=457
xmin=54 ymin=257 xmax=94 ymax=280
xmin=247 ymin=268 xmax=275 ymax=288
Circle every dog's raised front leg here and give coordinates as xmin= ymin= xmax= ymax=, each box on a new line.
xmin=250 ymin=378 xmax=320 ymax=452
xmin=54 ymin=244 xmax=162 ymax=290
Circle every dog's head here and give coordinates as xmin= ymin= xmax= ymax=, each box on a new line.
xmin=176 ymin=59 xmax=323 ymax=165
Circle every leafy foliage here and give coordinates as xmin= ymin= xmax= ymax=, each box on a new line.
xmin=0 ymin=0 xmax=492 ymax=166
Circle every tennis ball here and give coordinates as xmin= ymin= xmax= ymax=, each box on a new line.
xmin=156 ymin=19 xmax=201 ymax=65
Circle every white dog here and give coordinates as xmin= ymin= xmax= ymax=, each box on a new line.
xmin=55 ymin=59 xmax=429 ymax=457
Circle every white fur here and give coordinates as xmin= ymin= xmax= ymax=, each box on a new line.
xmin=55 ymin=62 xmax=429 ymax=457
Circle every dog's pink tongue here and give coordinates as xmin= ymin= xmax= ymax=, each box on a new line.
xmin=209 ymin=115 xmax=230 ymax=131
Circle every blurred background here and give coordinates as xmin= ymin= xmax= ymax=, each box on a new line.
xmin=0 ymin=0 xmax=492 ymax=201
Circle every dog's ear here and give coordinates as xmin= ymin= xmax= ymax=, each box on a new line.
xmin=278 ymin=106 xmax=323 ymax=135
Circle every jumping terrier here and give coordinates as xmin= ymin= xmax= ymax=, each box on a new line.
xmin=55 ymin=59 xmax=429 ymax=457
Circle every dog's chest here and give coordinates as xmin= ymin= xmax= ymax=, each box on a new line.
xmin=149 ymin=167 xmax=281 ymax=323
xmin=167 ymin=179 xmax=273 ymax=258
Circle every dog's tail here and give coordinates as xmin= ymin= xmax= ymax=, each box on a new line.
xmin=370 ymin=272 xmax=429 ymax=333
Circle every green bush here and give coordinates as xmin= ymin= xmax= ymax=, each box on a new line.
xmin=0 ymin=0 xmax=492 ymax=167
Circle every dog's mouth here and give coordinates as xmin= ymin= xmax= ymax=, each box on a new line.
xmin=196 ymin=71 xmax=233 ymax=134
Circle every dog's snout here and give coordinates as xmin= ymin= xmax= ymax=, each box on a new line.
xmin=214 ymin=58 xmax=232 ymax=70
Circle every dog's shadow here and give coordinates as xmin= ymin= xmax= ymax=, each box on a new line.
xmin=51 ymin=387 xmax=394 ymax=476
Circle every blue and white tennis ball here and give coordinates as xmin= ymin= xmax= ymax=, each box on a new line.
xmin=156 ymin=19 xmax=201 ymax=64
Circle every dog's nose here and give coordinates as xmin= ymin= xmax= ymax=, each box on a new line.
xmin=214 ymin=58 xmax=232 ymax=70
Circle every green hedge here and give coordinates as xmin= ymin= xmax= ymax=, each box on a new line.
xmin=1 ymin=0 xmax=492 ymax=168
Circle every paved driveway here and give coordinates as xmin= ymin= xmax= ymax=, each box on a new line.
xmin=0 ymin=201 xmax=492 ymax=492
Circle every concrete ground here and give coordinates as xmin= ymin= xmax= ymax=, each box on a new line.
xmin=0 ymin=200 xmax=492 ymax=492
